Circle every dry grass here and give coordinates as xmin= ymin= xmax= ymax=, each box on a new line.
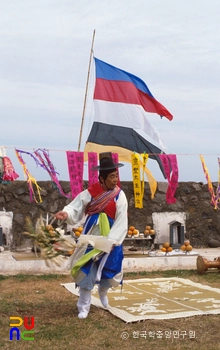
xmin=0 ymin=270 xmax=220 ymax=350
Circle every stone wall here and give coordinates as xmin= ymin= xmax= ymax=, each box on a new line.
xmin=0 ymin=180 xmax=220 ymax=249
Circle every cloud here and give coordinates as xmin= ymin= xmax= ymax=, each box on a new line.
xmin=0 ymin=0 xmax=220 ymax=182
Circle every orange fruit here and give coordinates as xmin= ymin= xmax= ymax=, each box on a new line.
xmin=186 ymin=245 xmax=192 ymax=251
xmin=180 ymin=245 xmax=186 ymax=251
xmin=167 ymin=246 xmax=173 ymax=252
xmin=74 ymin=231 xmax=81 ymax=237
xmin=77 ymin=227 xmax=83 ymax=233
xmin=133 ymin=229 xmax=138 ymax=234
xmin=150 ymin=229 xmax=155 ymax=235
xmin=145 ymin=226 xmax=151 ymax=230
xmin=161 ymin=247 xmax=166 ymax=252
xmin=163 ymin=242 xmax=170 ymax=248
xmin=184 ymin=240 xmax=190 ymax=246
xmin=46 ymin=224 xmax=54 ymax=231
xmin=129 ymin=226 xmax=135 ymax=231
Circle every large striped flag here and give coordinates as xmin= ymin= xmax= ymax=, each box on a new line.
xmin=84 ymin=57 xmax=173 ymax=179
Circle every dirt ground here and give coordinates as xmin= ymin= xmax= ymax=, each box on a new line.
xmin=1 ymin=271 xmax=220 ymax=350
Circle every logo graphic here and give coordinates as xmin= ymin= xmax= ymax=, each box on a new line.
xmin=9 ymin=316 xmax=35 ymax=341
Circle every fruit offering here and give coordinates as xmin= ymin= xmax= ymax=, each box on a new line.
xmin=72 ymin=226 xmax=84 ymax=238
xmin=180 ymin=240 xmax=193 ymax=253
xmin=144 ymin=225 xmax=155 ymax=237
xmin=23 ymin=215 xmax=76 ymax=263
xmin=161 ymin=242 xmax=173 ymax=254
xmin=127 ymin=225 xmax=139 ymax=238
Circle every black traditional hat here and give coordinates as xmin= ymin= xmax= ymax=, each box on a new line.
xmin=91 ymin=152 xmax=124 ymax=171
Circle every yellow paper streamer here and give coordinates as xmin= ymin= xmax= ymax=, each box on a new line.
xmin=15 ymin=150 xmax=42 ymax=203
xmin=200 ymin=155 xmax=218 ymax=209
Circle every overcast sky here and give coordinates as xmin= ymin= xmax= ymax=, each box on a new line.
xmin=1 ymin=0 xmax=220 ymax=183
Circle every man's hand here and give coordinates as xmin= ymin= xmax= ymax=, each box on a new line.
xmin=54 ymin=211 xmax=68 ymax=221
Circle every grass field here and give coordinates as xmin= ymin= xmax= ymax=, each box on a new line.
xmin=0 ymin=270 xmax=220 ymax=350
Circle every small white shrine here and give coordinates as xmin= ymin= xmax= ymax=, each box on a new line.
xmin=152 ymin=212 xmax=186 ymax=248
xmin=0 ymin=210 xmax=13 ymax=248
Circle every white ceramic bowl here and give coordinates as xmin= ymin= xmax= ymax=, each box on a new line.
xmin=133 ymin=230 xmax=139 ymax=238
xmin=148 ymin=251 xmax=156 ymax=257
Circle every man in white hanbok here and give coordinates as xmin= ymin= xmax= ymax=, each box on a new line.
xmin=55 ymin=152 xmax=128 ymax=319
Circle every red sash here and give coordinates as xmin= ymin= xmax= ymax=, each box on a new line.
xmin=86 ymin=183 xmax=120 ymax=219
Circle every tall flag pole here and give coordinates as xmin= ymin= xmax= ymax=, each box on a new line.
xmin=78 ymin=29 xmax=96 ymax=152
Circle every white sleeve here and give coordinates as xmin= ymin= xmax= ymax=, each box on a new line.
xmin=107 ymin=190 xmax=128 ymax=245
xmin=62 ymin=190 xmax=91 ymax=226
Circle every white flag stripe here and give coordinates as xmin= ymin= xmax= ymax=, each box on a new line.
xmin=93 ymin=100 xmax=166 ymax=150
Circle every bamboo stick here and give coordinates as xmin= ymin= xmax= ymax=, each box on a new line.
xmin=78 ymin=29 xmax=96 ymax=152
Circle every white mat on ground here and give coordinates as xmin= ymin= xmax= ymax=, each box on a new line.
xmin=62 ymin=277 xmax=220 ymax=323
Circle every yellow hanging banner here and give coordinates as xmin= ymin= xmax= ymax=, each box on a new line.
xmin=141 ymin=153 xmax=149 ymax=200
xmin=131 ymin=153 xmax=143 ymax=208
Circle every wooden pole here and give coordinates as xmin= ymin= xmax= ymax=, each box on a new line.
xmin=78 ymin=29 xmax=96 ymax=152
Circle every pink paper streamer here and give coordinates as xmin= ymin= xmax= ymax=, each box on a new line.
xmin=66 ymin=151 xmax=84 ymax=199
xmin=2 ymin=156 xmax=19 ymax=181
xmin=112 ymin=153 xmax=121 ymax=187
xmin=88 ymin=152 xmax=98 ymax=186
xmin=159 ymin=154 xmax=179 ymax=204
xmin=216 ymin=158 xmax=220 ymax=205
xmin=35 ymin=149 xmax=70 ymax=198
